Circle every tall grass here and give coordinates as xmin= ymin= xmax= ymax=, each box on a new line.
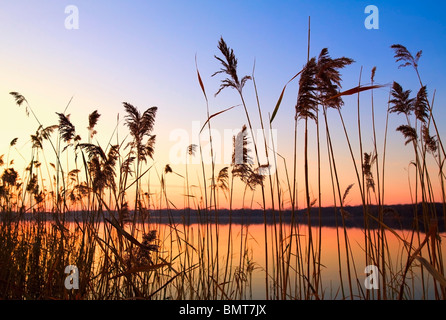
xmin=0 ymin=38 xmax=445 ymax=300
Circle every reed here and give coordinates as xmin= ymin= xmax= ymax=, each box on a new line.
xmin=0 ymin=38 xmax=445 ymax=301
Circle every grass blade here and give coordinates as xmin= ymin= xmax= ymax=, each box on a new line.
xmin=200 ymin=105 xmax=240 ymax=133
xmin=326 ymin=84 xmax=387 ymax=102
xmin=413 ymin=256 xmax=446 ymax=288
xmin=195 ymin=55 xmax=208 ymax=102
xmin=270 ymin=69 xmax=302 ymax=124
xmin=105 ymin=217 xmax=149 ymax=250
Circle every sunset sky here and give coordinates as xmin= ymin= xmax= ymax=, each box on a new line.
xmin=0 ymin=0 xmax=445 ymax=209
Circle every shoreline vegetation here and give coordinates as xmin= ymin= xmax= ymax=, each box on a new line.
xmin=1 ymin=33 xmax=446 ymax=299
xmin=5 ymin=203 xmax=445 ymax=231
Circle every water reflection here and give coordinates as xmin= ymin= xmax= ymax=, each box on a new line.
xmin=3 ymin=215 xmax=444 ymax=300
xmin=140 ymin=220 xmax=445 ymax=300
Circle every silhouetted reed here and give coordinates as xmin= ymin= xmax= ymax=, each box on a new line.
xmin=0 ymin=37 xmax=444 ymax=301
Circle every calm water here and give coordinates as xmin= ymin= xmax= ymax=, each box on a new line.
xmin=10 ymin=217 xmax=444 ymax=300
xmin=147 ymin=221 xmax=445 ymax=300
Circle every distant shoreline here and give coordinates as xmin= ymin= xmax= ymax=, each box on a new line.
xmin=2 ymin=203 xmax=444 ymax=232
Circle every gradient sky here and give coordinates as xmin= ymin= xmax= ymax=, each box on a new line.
xmin=1 ymin=0 xmax=445 ymax=209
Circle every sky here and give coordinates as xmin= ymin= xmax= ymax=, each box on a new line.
xmin=0 ymin=0 xmax=445 ymax=210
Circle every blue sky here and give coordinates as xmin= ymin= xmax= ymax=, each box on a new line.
xmin=0 ymin=0 xmax=445 ymax=207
